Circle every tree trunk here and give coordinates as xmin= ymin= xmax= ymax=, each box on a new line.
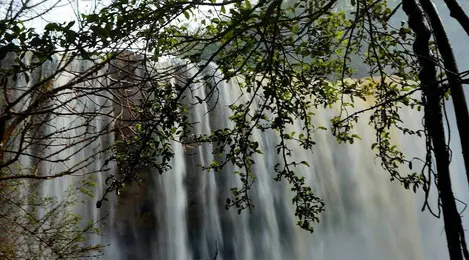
xmin=442 ymin=0 xmax=469 ymax=36
xmin=419 ymin=0 xmax=469 ymax=190
xmin=402 ymin=0 xmax=465 ymax=259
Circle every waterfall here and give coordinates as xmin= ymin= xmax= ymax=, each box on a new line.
xmin=2 ymin=54 xmax=458 ymax=260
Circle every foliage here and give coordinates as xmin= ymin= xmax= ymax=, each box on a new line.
xmin=0 ymin=165 xmax=104 ymax=259
xmin=2 ymin=0 xmax=469 ymax=251
xmin=81 ymin=0 xmax=431 ymax=233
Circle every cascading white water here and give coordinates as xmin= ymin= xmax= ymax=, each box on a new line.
xmin=1 ymin=53 xmax=121 ymax=258
xmin=142 ymin=63 xmax=450 ymax=260
xmin=3 ymin=54 xmax=461 ymax=259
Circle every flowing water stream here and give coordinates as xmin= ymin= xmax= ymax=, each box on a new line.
xmin=3 ymin=53 xmax=462 ymax=259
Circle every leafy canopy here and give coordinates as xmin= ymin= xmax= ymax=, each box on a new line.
xmin=1 ymin=0 xmax=432 ymax=233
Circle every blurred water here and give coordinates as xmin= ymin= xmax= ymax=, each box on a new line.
xmin=3 ymin=54 xmax=458 ymax=260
